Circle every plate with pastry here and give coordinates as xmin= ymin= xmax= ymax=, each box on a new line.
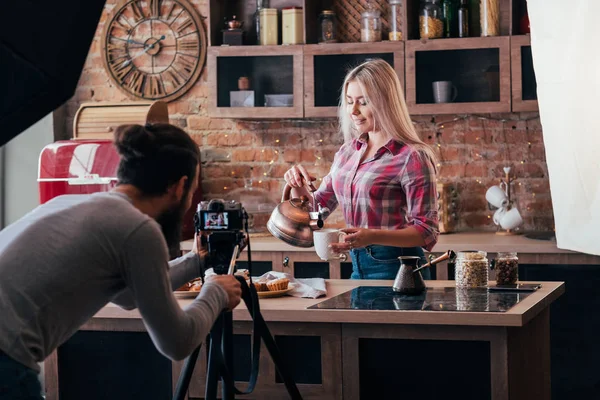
xmin=252 ymin=278 xmax=294 ymax=298
xmin=175 ymin=278 xmax=202 ymax=299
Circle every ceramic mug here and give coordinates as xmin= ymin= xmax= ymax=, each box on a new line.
xmin=432 ymin=81 xmax=458 ymax=103
xmin=493 ymin=207 xmax=507 ymax=225
xmin=499 ymin=207 xmax=523 ymax=230
xmin=486 ymin=184 xmax=509 ymax=208
xmin=314 ymin=229 xmax=347 ymax=261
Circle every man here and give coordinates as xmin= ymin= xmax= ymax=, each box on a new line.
xmin=0 ymin=123 xmax=241 ymax=399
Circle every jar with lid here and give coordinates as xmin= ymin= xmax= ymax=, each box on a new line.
xmin=259 ymin=8 xmax=278 ymax=45
xmin=419 ymin=0 xmax=443 ymax=39
xmin=455 ymin=250 xmax=489 ymax=288
xmin=388 ymin=0 xmax=403 ymax=41
xmin=318 ymin=10 xmax=338 ymax=43
xmin=282 ymin=7 xmax=303 ymax=45
xmin=491 ymin=252 xmax=519 ymax=285
xmin=361 ymin=5 xmax=382 ymax=42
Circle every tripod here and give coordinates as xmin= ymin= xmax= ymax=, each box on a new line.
xmin=172 ymin=277 xmax=303 ymax=400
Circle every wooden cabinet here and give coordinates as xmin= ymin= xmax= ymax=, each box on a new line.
xmin=303 ymin=42 xmax=405 ymax=118
xmin=405 ymin=37 xmax=511 ymax=115
xmin=207 ymin=46 xmax=304 ymax=119
xmin=206 ymin=1 xmax=537 ymax=118
xmin=188 ymin=322 xmax=343 ymax=400
xmin=511 ymin=35 xmax=538 ymax=112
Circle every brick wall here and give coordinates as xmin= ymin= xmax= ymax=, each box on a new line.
xmin=64 ymin=0 xmax=554 ymax=233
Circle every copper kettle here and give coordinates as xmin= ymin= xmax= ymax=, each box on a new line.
xmin=267 ymin=181 xmax=330 ymax=248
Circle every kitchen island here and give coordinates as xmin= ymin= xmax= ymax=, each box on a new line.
xmin=45 ymin=279 xmax=564 ymax=400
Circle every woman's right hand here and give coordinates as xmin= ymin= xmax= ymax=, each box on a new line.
xmin=284 ymin=164 xmax=315 ymax=188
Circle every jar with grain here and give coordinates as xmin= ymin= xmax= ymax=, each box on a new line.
xmin=419 ymin=0 xmax=444 ymax=39
xmin=388 ymin=0 xmax=403 ymax=41
xmin=492 ymin=252 xmax=519 ymax=285
xmin=361 ymin=6 xmax=382 ymax=42
xmin=480 ymin=0 xmax=499 ymax=36
xmin=455 ymin=250 xmax=489 ymax=288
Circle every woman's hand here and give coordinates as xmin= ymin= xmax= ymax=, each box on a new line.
xmin=329 ymin=228 xmax=376 ymax=252
xmin=284 ymin=164 xmax=315 ymax=188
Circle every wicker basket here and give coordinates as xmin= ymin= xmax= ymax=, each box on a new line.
xmin=332 ymin=0 xmax=395 ymax=43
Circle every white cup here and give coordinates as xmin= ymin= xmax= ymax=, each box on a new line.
xmin=499 ymin=207 xmax=523 ymax=230
xmin=313 ymin=229 xmax=346 ymax=261
xmin=486 ymin=184 xmax=509 ymax=208
xmin=493 ymin=207 xmax=507 ymax=225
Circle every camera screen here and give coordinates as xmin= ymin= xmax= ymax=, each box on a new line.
xmin=202 ymin=212 xmax=229 ymax=230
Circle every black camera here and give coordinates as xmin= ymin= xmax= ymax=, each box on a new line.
xmin=194 ymin=199 xmax=247 ymax=274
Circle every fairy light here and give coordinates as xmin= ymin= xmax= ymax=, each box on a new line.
xmin=275 ymin=139 xmax=280 ymax=143
xmin=223 ymin=186 xmax=228 ymax=190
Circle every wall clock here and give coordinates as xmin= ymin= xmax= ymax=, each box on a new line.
xmin=101 ymin=0 xmax=206 ymax=102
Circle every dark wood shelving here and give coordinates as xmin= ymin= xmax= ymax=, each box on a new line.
xmin=511 ymin=35 xmax=537 ymax=112
xmin=406 ymin=37 xmax=511 ymax=115
xmin=205 ymin=0 xmax=538 ymax=118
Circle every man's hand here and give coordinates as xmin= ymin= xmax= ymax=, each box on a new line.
xmin=205 ymin=275 xmax=242 ymax=310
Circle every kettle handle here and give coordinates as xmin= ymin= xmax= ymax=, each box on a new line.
xmin=281 ymin=179 xmax=318 ymax=202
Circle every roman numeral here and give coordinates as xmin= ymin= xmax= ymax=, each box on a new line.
xmin=126 ymin=70 xmax=146 ymax=95
xmin=165 ymin=69 xmax=182 ymax=88
xmin=178 ymin=36 xmax=199 ymax=52
xmin=163 ymin=2 xmax=175 ymax=21
xmin=150 ymin=0 xmax=161 ymax=18
xmin=174 ymin=54 xmax=196 ymax=78
xmin=130 ymin=1 xmax=145 ymax=22
xmin=115 ymin=15 xmax=132 ymax=33
xmin=107 ymin=41 xmax=127 ymax=55
xmin=145 ymin=76 xmax=165 ymax=97
xmin=176 ymin=16 xmax=193 ymax=35
xmin=111 ymin=60 xmax=134 ymax=81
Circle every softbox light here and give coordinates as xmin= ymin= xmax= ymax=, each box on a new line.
xmin=0 ymin=0 xmax=107 ymax=147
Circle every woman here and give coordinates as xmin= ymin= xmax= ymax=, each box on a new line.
xmin=284 ymin=59 xmax=439 ymax=280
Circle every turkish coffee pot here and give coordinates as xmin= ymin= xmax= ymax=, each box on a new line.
xmin=393 ymin=250 xmax=456 ymax=295
xmin=267 ymin=181 xmax=330 ymax=248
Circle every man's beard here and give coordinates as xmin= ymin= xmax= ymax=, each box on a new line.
xmin=156 ymin=196 xmax=188 ymax=260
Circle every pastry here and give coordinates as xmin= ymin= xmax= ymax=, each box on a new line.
xmin=253 ymin=281 xmax=269 ymax=292
xmin=266 ymin=278 xmax=289 ymax=291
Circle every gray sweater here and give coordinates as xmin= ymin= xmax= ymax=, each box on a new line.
xmin=0 ymin=192 xmax=228 ymax=372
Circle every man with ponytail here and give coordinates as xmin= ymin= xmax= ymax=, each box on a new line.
xmin=0 ymin=123 xmax=241 ymax=399
xmin=285 ymin=59 xmax=439 ymax=280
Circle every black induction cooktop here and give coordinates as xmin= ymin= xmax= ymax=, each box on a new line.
xmin=308 ymin=286 xmax=532 ymax=312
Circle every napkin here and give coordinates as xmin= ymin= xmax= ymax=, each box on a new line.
xmin=252 ymin=271 xmax=327 ymax=299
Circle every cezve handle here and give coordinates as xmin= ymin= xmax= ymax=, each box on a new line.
xmin=413 ymin=250 xmax=456 ymax=274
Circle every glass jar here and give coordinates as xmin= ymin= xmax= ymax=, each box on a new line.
xmin=419 ymin=0 xmax=444 ymax=39
xmin=492 ymin=252 xmax=519 ymax=285
xmin=318 ymin=10 xmax=338 ymax=43
xmin=361 ymin=6 xmax=382 ymax=42
xmin=480 ymin=0 xmax=499 ymax=36
xmin=455 ymin=251 xmax=489 ymax=288
xmin=388 ymin=0 xmax=403 ymax=41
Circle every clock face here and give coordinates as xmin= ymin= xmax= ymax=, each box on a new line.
xmin=101 ymin=0 xmax=206 ymax=102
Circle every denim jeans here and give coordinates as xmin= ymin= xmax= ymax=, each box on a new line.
xmin=349 ymin=245 xmax=431 ymax=280
xmin=0 ymin=352 xmax=43 ymax=400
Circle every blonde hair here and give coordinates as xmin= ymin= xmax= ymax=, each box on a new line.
xmin=338 ymin=59 xmax=437 ymax=166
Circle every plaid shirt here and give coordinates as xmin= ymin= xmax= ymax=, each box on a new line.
xmin=314 ymin=135 xmax=439 ymax=251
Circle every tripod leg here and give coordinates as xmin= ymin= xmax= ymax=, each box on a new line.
xmin=205 ymin=314 xmax=224 ymax=400
xmin=221 ymin=311 xmax=235 ymax=400
xmin=173 ymin=345 xmax=201 ymax=400
xmin=255 ymin=315 xmax=303 ymax=400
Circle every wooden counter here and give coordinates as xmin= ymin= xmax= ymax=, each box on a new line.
xmin=45 ymin=280 xmax=564 ymax=400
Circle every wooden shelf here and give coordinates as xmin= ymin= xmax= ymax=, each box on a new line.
xmin=207 ymin=45 xmax=304 ymax=119
xmin=511 ymin=35 xmax=538 ymax=112
xmin=303 ymin=42 xmax=405 ymax=118
xmin=405 ymin=36 xmax=511 ymax=115
xmin=205 ymin=1 xmax=537 ymax=118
